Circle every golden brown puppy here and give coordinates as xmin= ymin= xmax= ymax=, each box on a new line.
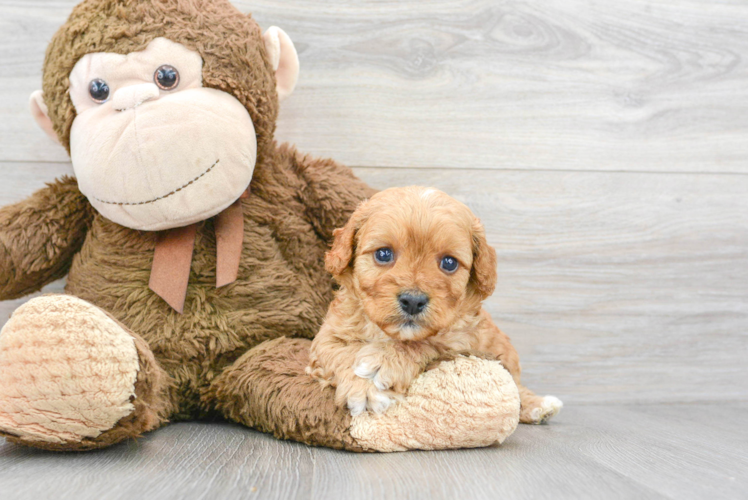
xmin=307 ymin=187 xmax=562 ymax=423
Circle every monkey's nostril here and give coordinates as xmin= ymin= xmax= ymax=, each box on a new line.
xmin=398 ymin=292 xmax=429 ymax=316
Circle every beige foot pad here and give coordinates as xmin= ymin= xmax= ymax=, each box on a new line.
xmin=350 ymin=356 xmax=521 ymax=452
xmin=0 ymin=295 xmax=139 ymax=444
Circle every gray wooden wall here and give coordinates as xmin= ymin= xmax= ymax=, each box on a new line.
xmin=1 ymin=0 xmax=746 ymax=406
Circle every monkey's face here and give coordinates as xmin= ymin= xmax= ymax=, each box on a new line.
xmin=66 ymin=38 xmax=256 ymax=231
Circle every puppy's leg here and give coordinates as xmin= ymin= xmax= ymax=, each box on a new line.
xmin=307 ymin=324 xmax=395 ymax=416
xmin=476 ymin=310 xmax=563 ymax=424
xmin=517 ymin=386 xmax=564 ymax=424
xmin=335 ymin=369 xmax=395 ymax=416
xmin=345 ymin=341 xmax=442 ymax=416
xmin=353 ymin=341 xmax=440 ymax=394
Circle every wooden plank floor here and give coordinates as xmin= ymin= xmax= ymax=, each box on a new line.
xmin=1 ymin=403 xmax=746 ymax=500
xmin=1 ymin=0 xmax=747 ymax=499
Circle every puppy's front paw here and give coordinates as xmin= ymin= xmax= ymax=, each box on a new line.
xmin=353 ymin=358 xmax=391 ymax=391
xmin=337 ymin=375 xmax=396 ymax=417
xmin=347 ymin=387 xmax=394 ymax=417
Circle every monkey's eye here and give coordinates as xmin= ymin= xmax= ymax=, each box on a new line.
xmin=155 ymin=65 xmax=180 ymax=90
xmin=440 ymin=256 xmax=459 ymax=273
xmin=374 ymin=248 xmax=394 ymax=265
xmin=89 ymin=79 xmax=110 ymax=103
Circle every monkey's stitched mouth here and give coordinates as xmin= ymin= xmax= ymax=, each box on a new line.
xmin=92 ymin=159 xmax=220 ymax=206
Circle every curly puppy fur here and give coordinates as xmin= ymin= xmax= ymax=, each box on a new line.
xmin=308 ymin=187 xmax=562 ymax=423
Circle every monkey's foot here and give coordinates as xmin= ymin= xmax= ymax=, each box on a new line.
xmin=349 ymin=355 xmax=521 ymax=451
xmin=0 ymin=295 xmax=165 ymax=450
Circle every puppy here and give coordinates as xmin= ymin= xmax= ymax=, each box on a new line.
xmin=307 ymin=186 xmax=562 ymax=424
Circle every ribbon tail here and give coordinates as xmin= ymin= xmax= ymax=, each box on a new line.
xmin=215 ymin=198 xmax=245 ymax=288
xmin=149 ymin=224 xmax=198 ymax=314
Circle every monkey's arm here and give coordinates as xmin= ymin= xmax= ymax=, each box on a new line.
xmin=290 ymin=149 xmax=377 ymax=242
xmin=0 ymin=176 xmax=93 ymax=300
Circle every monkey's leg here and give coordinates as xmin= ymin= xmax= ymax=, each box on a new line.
xmin=0 ymin=295 xmax=172 ymax=451
xmin=207 ymin=337 xmax=521 ymax=452
xmin=208 ymin=337 xmax=362 ymax=450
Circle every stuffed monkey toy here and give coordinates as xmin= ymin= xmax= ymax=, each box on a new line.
xmin=0 ymin=0 xmax=520 ymax=452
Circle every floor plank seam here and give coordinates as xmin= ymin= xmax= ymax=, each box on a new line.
xmin=569 ymin=399 xmax=748 ymax=407
xmin=349 ymin=165 xmax=748 ymax=176
xmin=309 ymin=446 xmax=318 ymax=500
xmin=2 ymin=160 xmax=748 ymax=177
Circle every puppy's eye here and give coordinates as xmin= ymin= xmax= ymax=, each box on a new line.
xmin=89 ymin=78 xmax=110 ymax=103
xmin=155 ymin=65 xmax=180 ymax=90
xmin=440 ymin=256 xmax=459 ymax=273
xmin=374 ymin=248 xmax=394 ymax=265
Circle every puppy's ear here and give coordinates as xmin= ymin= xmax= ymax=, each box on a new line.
xmin=325 ymin=202 xmax=368 ymax=277
xmin=470 ymin=217 xmax=498 ymax=300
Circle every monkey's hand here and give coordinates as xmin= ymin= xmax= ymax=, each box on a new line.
xmin=0 ymin=176 xmax=93 ymax=300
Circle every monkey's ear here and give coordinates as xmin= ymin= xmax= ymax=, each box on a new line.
xmin=262 ymin=27 xmax=299 ymax=102
xmin=29 ymin=91 xmax=60 ymax=145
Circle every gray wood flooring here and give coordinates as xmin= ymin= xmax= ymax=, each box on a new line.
xmin=1 ymin=1 xmax=747 ymax=499
xmin=1 ymin=403 xmax=746 ymax=500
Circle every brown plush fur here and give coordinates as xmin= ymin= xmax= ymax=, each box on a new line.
xmin=61 ymin=145 xmax=374 ymax=422
xmin=208 ymin=337 xmax=366 ymax=452
xmin=0 ymin=0 xmax=375 ymax=449
xmin=308 ymin=187 xmax=556 ymax=423
xmin=0 ymin=176 xmax=93 ymax=300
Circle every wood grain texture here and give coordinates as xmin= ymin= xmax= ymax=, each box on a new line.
xmin=0 ymin=423 xmax=315 ymax=500
xmin=1 ymin=0 xmax=747 ymax=172
xmin=2 ymin=403 xmax=746 ymax=500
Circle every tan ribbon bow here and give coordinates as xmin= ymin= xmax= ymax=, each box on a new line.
xmin=149 ymin=191 xmax=248 ymax=313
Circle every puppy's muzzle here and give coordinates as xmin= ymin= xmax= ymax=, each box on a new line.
xmin=398 ymin=291 xmax=429 ymax=317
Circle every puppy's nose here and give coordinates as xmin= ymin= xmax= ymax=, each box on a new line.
xmin=398 ymin=292 xmax=429 ymax=316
